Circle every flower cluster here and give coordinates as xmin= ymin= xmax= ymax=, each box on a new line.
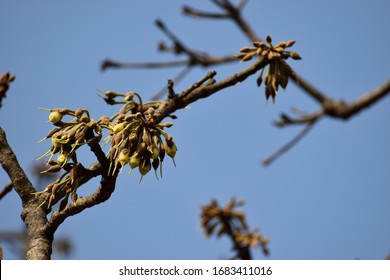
xmin=38 ymin=107 xmax=101 ymax=170
xmin=37 ymin=91 xmax=177 ymax=209
xmin=237 ymin=35 xmax=301 ymax=102
xmin=103 ymin=91 xmax=177 ymax=181
xmin=200 ymin=198 xmax=269 ymax=258
xmin=37 ymin=108 xmax=102 ymax=208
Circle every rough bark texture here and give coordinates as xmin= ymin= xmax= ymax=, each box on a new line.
xmin=0 ymin=128 xmax=53 ymax=259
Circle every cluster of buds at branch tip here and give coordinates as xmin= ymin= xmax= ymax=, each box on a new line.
xmin=237 ymin=35 xmax=302 ymax=103
xmin=37 ymin=90 xmax=177 ymax=210
xmin=106 ymin=99 xmax=177 ymax=182
xmin=38 ymin=108 xmax=100 ymax=170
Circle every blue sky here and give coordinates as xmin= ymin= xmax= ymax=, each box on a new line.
xmin=1 ymin=0 xmax=389 ymax=260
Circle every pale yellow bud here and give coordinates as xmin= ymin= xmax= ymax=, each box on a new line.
xmin=48 ymin=111 xmax=63 ymax=123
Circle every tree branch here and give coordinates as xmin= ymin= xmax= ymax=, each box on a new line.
xmin=46 ymin=171 xmax=118 ymax=234
xmin=154 ymin=57 xmax=267 ymax=122
xmin=264 ymin=79 xmax=390 ymax=165
xmin=0 ymin=127 xmax=53 ymax=259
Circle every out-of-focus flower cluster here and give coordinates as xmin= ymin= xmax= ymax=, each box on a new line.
xmin=37 ymin=91 xmax=176 ymax=209
xmin=200 ymin=198 xmax=269 ymax=258
xmin=237 ymin=35 xmax=301 ymax=102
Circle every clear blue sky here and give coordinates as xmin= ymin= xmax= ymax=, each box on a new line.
xmin=1 ymin=0 xmax=389 ymax=260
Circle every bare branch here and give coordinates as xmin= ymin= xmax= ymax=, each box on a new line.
xmin=263 ymin=121 xmax=316 ymax=167
xmin=152 ymin=66 xmax=192 ymax=100
xmin=183 ymin=5 xmax=228 ymax=19
xmin=338 ymin=79 xmax=390 ymax=119
xmin=265 ymin=79 xmax=390 ymax=165
xmin=0 ymin=128 xmax=35 ymax=201
xmin=154 ymin=57 xmax=267 ymax=123
xmin=101 ymin=59 xmax=189 ymax=71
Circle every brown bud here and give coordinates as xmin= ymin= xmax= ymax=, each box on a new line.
xmin=59 ymin=108 xmax=72 ymax=115
xmin=79 ymin=115 xmax=90 ymax=123
xmin=274 ymin=47 xmax=285 ymax=53
xmin=253 ymin=41 xmax=265 ymax=48
xmin=46 ymin=127 xmax=62 ymax=138
xmin=268 ymin=52 xmax=281 ymax=60
xmin=59 ymin=195 xmax=69 ymax=212
xmin=286 ymin=40 xmax=296 ymax=47
xmin=104 ymin=90 xmax=117 ymax=98
xmin=142 ymin=130 xmax=150 ymax=144
xmin=74 ymin=108 xmax=85 ymax=118
xmin=41 ymin=165 xmax=62 ymax=173
xmin=99 ymin=116 xmax=110 ymax=126
xmin=260 ymin=50 xmax=269 ymax=57
xmin=159 ymin=121 xmax=173 ymax=128
xmin=289 ymin=52 xmax=302 ymax=60
xmin=152 ymin=158 xmax=160 ymax=170
xmin=71 ymin=191 xmax=78 ymax=202
xmin=239 ymin=46 xmax=253 ymax=53
xmin=275 ymin=41 xmax=287 ymax=49
xmin=240 ymin=52 xmax=255 ymax=62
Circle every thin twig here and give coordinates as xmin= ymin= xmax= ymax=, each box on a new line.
xmin=0 ymin=181 xmax=13 ymax=199
xmin=101 ymin=59 xmax=189 ymax=71
xmin=183 ymin=5 xmax=228 ymax=19
xmin=262 ymin=121 xmax=316 ymax=167
xmin=151 ymin=65 xmax=192 ymax=100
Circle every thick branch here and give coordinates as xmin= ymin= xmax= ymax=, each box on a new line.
xmin=0 ymin=127 xmax=53 ymax=259
xmin=0 ymin=128 xmax=35 ymax=201
xmin=338 ymin=79 xmax=390 ymax=119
